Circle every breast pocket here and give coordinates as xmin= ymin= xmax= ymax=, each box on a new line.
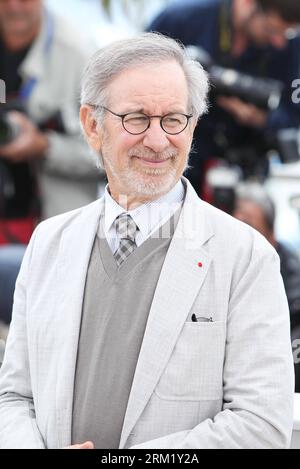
xmin=155 ymin=321 xmax=226 ymax=401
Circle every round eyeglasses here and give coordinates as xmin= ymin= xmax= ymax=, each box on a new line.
xmin=98 ymin=106 xmax=193 ymax=135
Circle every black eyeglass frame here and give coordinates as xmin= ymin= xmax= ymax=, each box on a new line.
xmin=92 ymin=105 xmax=193 ymax=135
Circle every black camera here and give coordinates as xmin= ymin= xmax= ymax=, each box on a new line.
xmin=0 ymin=102 xmax=66 ymax=147
xmin=187 ymin=45 xmax=283 ymax=111
xmin=0 ymin=112 xmax=20 ymax=146
xmin=0 ymin=101 xmax=24 ymax=146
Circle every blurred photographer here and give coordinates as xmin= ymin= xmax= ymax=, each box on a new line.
xmin=0 ymin=0 xmax=100 ymax=328
xmin=149 ymin=0 xmax=300 ymax=193
xmin=233 ymin=182 xmax=300 ymax=328
xmin=0 ymin=0 xmax=100 ymax=234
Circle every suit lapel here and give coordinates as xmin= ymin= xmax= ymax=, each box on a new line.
xmin=120 ymin=181 xmax=214 ymax=448
xmin=55 ymin=199 xmax=104 ymax=448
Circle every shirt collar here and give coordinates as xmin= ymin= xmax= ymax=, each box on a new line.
xmin=104 ymin=179 xmax=185 ymax=241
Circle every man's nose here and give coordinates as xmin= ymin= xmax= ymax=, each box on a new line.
xmin=142 ymin=119 xmax=170 ymax=153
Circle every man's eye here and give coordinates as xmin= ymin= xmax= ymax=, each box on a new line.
xmin=164 ymin=117 xmax=182 ymax=126
xmin=125 ymin=115 xmax=148 ymax=125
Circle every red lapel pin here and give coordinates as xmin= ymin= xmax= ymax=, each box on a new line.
xmin=198 ymin=262 xmax=203 ymax=268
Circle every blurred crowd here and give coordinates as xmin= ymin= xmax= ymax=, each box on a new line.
xmin=0 ymin=0 xmax=300 ymax=390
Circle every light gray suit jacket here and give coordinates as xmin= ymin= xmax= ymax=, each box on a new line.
xmin=0 ymin=179 xmax=294 ymax=449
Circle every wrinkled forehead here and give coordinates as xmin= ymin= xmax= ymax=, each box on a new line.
xmin=106 ymin=60 xmax=190 ymax=112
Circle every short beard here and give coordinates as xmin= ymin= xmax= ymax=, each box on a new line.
xmin=129 ymin=166 xmax=178 ymax=197
xmin=102 ymin=140 xmax=190 ymax=199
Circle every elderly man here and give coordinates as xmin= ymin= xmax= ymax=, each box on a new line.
xmin=0 ymin=33 xmax=294 ymax=449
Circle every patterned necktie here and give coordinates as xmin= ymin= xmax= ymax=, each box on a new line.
xmin=114 ymin=213 xmax=138 ymax=267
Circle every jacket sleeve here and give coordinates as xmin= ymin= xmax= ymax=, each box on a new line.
xmin=131 ymin=239 xmax=294 ymax=449
xmin=0 ymin=229 xmax=45 ymax=449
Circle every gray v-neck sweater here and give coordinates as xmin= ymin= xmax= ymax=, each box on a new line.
xmin=72 ymin=210 xmax=180 ymax=448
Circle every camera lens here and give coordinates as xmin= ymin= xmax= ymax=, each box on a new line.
xmin=0 ymin=114 xmax=18 ymax=146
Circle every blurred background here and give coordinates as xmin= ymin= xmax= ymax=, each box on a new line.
xmin=0 ymin=0 xmax=300 ymax=400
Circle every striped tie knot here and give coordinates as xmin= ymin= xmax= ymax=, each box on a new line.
xmin=115 ymin=214 xmax=138 ymax=242
xmin=114 ymin=214 xmax=138 ymax=267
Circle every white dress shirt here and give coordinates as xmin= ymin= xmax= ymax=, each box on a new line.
xmin=103 ymin=179 xmax=185 ymax=254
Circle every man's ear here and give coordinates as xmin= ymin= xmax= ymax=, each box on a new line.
xmin=80 ymin=105 xmax=103 ymax=152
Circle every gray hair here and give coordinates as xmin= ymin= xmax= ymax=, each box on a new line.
xmin=81 ymin=32 xmax=209 ymax=122
xmin=236 ymin=182 xmax=276 ymax=231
